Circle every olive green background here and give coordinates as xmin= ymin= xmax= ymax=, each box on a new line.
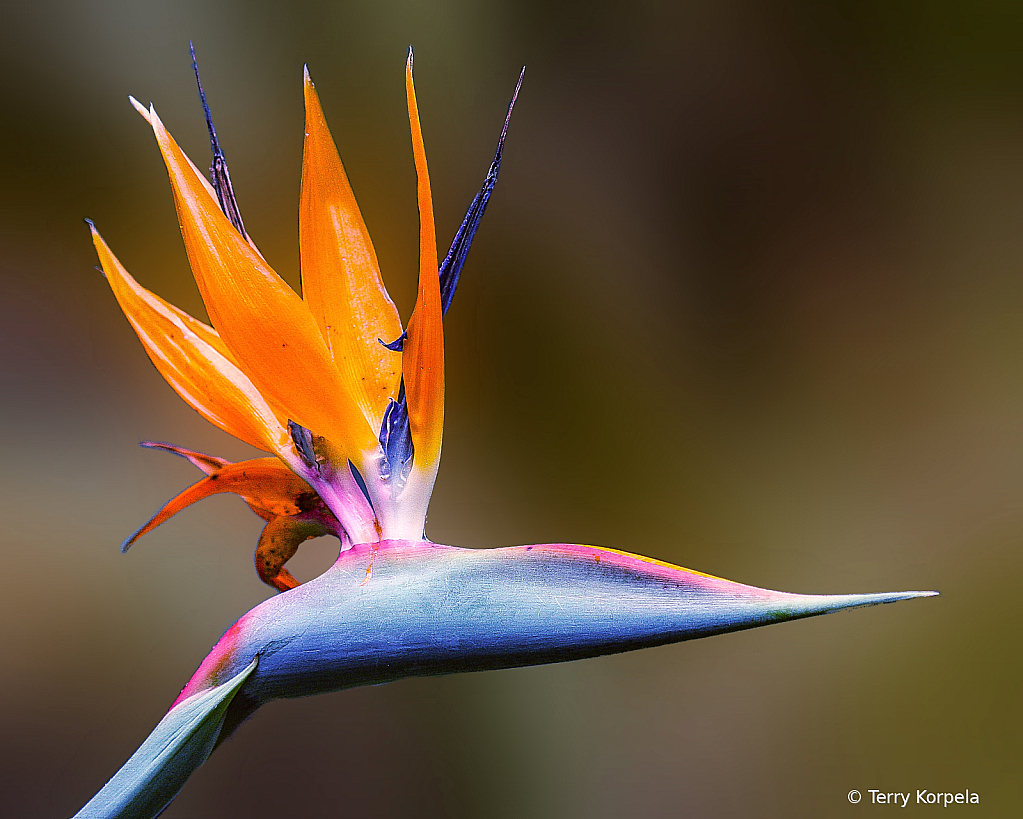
xmin=1 ymin=1 xmax=1019 ymax=816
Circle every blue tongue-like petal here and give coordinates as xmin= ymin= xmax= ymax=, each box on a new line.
xmin=439 ymin=66 xmax=524 ymax=313
xmin=379 ymin=379 xmax=414 ymax=490
xmin=190 ymin=42 xmax=248 ymax=239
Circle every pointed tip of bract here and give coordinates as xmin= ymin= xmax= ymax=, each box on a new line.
xmin=303 ymin=63 xmax=312 ymax=85
xmin=898 ymin=589 xmax=940 ymax=600
xmin=783 ymin=588 xmax=939 ymax=620
xmin=841 ymin=589 xmax=939 ymax=605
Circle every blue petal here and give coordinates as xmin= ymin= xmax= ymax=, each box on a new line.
xmin=190 ymin=42 xmax=248 ymax=238
xmin=439 ymin=67 xmax=524 ymax=314
xmin=378 ymin=380 xmax=414 ymax=489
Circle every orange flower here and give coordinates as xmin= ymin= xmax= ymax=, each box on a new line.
xmin=90 ymin=51 xmax=483 ymax=580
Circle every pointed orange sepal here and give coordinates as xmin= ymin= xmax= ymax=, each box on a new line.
xmin=91 ymin=224 xmax=290 ymax=454
xmin=142 ymin=104 xmax=377 ymax=462
xmin=139 ymin=442 xmax=231 ymax=475
xmin=300 ymin=68 xmax=402 ymax=428
xmin=123 ymin=457 xmax=318 ymax=551
xmin=401 ymin=51 xmax=444 ymax=475
xmin=129 ymin=96 xmax=264 ymax=259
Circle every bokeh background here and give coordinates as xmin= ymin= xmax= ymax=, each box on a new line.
xmin=2 ymin=1 xmax=1020 ymax=816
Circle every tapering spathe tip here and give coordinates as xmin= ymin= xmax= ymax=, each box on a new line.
xmin=777 ymin=588 xmax=939 ymax=621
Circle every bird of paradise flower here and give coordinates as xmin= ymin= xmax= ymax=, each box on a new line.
xmin=74 ymin=48 xmax=936 ymax=819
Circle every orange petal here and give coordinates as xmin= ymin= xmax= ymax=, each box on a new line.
xmin=139 ymin=442 xmax=232 ymax=476
xmin=255 ymin=514 xmax=327 ymax=592
xmin=402 ymin=51 xmax=444 ymax=475
xmin=122 ymin=475 xmax=224 ymax=550
xmin=207 ymin=458 xmax=317 ymax=517
xmin=91 ymin=224 xmax=290 ymax=454
xmin=300 ymin=68 xmax=402 ymax=427
xmin=142 ymin=104 xmax=377 ymax=462
xmin=123 ymin=457 xmax=314 ymax=551
xmin=129 ymin=97 xmax=264 ymax=259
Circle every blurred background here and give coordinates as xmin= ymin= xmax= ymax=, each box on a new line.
xmin=1 ymin=1 xmax=1020 ymax=816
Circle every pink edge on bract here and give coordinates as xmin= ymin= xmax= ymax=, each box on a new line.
xmin=172 ymin=614 xmax=251 ymax=708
